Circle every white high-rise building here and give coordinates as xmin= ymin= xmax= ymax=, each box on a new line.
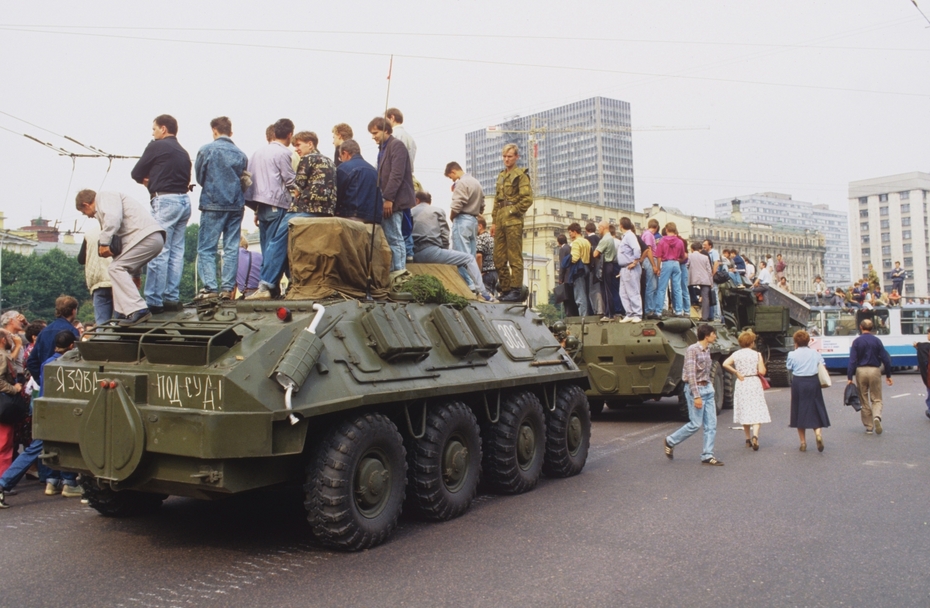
xmin=714 ymin=192 xmax=850 ymax=286
xmin=848 ymin=172 xmax=930 ymax=298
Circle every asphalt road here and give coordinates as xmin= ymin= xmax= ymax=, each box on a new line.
xmin=3 ymin=373 xmax=929 ymax=608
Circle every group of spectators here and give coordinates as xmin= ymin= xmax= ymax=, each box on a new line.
xmin=815 ymin=261 xmax=911 ymax=309
xmin=0 ymin=298 xmax=89 ymax=507
xmin=555 ymin=219 xmax=792 ymax=322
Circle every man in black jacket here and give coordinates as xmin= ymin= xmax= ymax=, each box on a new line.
xmin=131 ymin=114 xmax=191 ymax=313
xmin=368 ymin=117 xmax=415 ymax=274
xmin=914 ymin=328 xmax=930 ymax=419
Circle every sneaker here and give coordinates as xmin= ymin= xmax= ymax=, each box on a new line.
xmin=0 ymin=490 xmax=8 ymax=509
xmin=865 ymin=428 xmax=874 ymax=434
xmin=119 ymin=309 xmax=152 ymax=327
xmin=873 ymin=417 xmax=882 ymax=435
xmin=477 ymin=292 xmax=496 ymax=303
xmin=618 ymin=317 xmax=633 ymax=323
xmin=245 ymin=286 xmax=272 ymax=301
xmin=45 ymin=482 xmax=62 ymax=496
xmin=664 ymin=439 xmax=674 ymax=460
xmin=629 ymin=317 xmax=642 ymax=323
xmin=701 ymin=457 xmax=724 ymax=466
xmin=148 ymin=305 xmax=165 ymax=314
xmin=61 ymin=485 xmax=83 ymax=498
xmin=194 ymin=289 xmax=218 ymax=301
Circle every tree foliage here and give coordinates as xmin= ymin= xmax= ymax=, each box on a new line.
xmin=1 ymin=249 xmax=89 ymax=321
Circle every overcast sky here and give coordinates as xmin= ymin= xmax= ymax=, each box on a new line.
xmin=1 ymin=1 xmax=928 ymax=236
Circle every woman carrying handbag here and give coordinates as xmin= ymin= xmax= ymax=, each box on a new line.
xmin=722 ymin=331 xmax=771 ymax=450
xmin=786 ymin=330 xmax=830 ymax=452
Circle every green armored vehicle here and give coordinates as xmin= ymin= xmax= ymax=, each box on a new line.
xmin=33 ymin=218 xmax=590 ymax=551
xmin=719 ymin=284 xmax=810 ymax=386
xmin=555 ymin=316 xmax=739 ymax=418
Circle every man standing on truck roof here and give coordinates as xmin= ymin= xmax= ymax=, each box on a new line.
xmin=445 ymin=161 xmax=485 ymax=293
xmin=493 ymin=144 xmax=533 ymax=302
xmin=664 ymin=324 xmax=724 ymax=466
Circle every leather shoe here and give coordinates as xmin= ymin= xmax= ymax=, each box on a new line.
xmin=119 ymin=309 xmax=152 ymax=327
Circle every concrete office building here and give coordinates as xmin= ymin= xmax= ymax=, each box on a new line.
xmin=713 ymin=192 xmax=850 ymax=287
xmin=465 ymin=97 xmax=635 ymax=211
xmin=849 ymin=172 xmax=930 ymax=297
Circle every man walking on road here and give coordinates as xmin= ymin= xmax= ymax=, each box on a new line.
xmin=664 ymin=324 xmax=723 ymax=466
xmin=493 ymin=144 xmax=533 ymax=302
xmin=847 ymin=318 xmax=893 ymax=434
xmin=131 ymin=114 xmax=191 ymax=313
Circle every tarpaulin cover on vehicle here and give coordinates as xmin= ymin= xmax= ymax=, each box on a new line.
xmin=286 ymin=217 xmax=391 ymax=300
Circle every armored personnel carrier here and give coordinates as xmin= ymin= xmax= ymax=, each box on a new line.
xmin=718 ymin=284 xmax=810 ymax=386
xmin=33 ymin=218 xmax=590 ymax=551
xmin=554 ymin=316 xmax=739 ymax=418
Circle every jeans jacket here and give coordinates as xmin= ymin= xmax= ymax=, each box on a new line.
xmin=195 ymin=137 xmax=249 ymax=211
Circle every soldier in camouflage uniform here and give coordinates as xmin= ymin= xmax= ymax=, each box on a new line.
xmin=493 ymin=144 xmax=533 ymax=302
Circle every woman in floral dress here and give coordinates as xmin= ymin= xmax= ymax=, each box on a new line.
xmin=722 ymin=331 xmax=771 ymax=450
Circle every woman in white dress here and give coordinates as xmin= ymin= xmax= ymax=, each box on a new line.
xmin=722 ymin=331 xmax=771 ymax=450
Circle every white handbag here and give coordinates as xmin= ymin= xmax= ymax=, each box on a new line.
xmin=817 ymin=363 xmax=832 ymax=388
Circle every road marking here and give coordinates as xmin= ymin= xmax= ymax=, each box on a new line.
xmin=587 ymin=426 xmax=676 ymax=463
xmin=863 ymin=460 xmax=918 ymax=469
xmin=597 ymin=422 xmax=670 ymax=445
xmin=890 ymin=393 xmax=911 ymax=399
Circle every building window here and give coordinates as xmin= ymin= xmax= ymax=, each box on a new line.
xmin=881 ymin=233 xmax=890 ymax=242
xmin=880 ymin=220 xmax=890 ymax=229
xmin=860 ymin=222 xmax=869 ymax=232
xmin=884 ymin=259 xmax=892 ymax=268
xmin=581 ymin=214 xmax=588 ymax=221
xmin=901 ymin=217 xmax=911 ymax=226
xmin=879 ymin=193 xmax=888 ymax=202
xmin=900 ymin=191 xmax=910 ymax=200
xmin=905 ymin=257 xmax=913 ymax=266
xmin=903 ymin=230 xmax=912 ymax=240
xmin=595 ymin=216 xmax=602 ymax=222
xmin=862 ymin=235 xmax=870 ymax=243
xmin=879 ymin=206 xmax=889 ymax=216
xmin=882 ymin=246 xmax=891 ymax=255
xmin=862 ymin=248 xmax=871 ymax=257
xmin=904 ymin=244 xmax=913 ymax=253
xmin=551 ymin=208 xmax=560 ymax=217
xmin=859 ymin=197 xmax=868 ymax=205
xmin=859 ymin=210 xmax=869 ymax=218
xmin=902 ymin=203 xmax=910 ymax=213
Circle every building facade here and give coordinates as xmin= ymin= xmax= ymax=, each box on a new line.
xmin=848 ymin=172 xmax=930 ymax=297
xmin=713 ymin=192 xmax=850 ymax=287
xmin=466 ymin=97 xmax=635 ymax=211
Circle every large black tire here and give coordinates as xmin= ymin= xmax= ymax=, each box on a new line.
xmin=767 ymin=354 xmax=790 ymax=387
xmin=543 ymin=385 xmax=591 ymax=478
xmin=722 ymin=363 xmax=736 ymax=410
xmin=711 ymin=360 xmax=725 ymax=415
xmin=305 ymin=413 xmax=407 ymax=551
xmin=81 ymin=479 xmax=165 ymax=517
xmin=589 ymin=399 xmax=604 ymax=418
xmin=482 ymin=391 xmax=546 ymax=494
xmin=405 ymin=401 xmax=482 ymax=521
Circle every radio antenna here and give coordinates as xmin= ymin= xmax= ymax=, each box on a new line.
xmin=365 ymin=54 xmax=394 ymax=301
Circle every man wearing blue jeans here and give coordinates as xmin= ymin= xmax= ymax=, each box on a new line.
xmin=369 ymin=117 xmax=415 ymax=276
xmin=445 ymin=162 xmax=484 ymax=291
xmin=194 ymin=116 xmax=249 ymax=300
xmin=132 ymin=114 xmax=191 ymax=313
xmin=244 ymin=119 xmax=297 ymax=300
xmin=664 ymin=324 xmax=724 ymax=466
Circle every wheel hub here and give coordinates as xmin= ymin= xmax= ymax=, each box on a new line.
xmin=355 ymin=455 xmax=390 ymax=517
xmin=517 ymin=423 xmax=536 ymax=469
xmin=442 ymin=438 xmax=469 ymax=491
xmin=567 ymin=415 xmax=582 ymax=454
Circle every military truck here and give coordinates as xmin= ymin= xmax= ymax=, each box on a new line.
xmin=33 ymin=218 xmax=590 ymax=551
xmin=718 ymin=284 xmax=810 ymax=386
xmin=554 ymin=316 xmax=739 ymax=418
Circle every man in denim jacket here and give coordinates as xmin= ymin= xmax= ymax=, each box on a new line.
xmin=194 ymin=116 xmax=249 ymax=299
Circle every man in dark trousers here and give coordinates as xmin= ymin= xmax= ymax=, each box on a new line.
xmin=914 ymin=328 xmax=930 ymax=420
xmin=334 ymin=139 xmax=381 ymax=224
xmin=847 ymin=318 xmax=893 ymax=434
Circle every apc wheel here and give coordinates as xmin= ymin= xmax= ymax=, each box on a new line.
xmin=305 ymin=413 xmax=407 ymax=551
xmin=482 ymin=391 xmax=546 ymax=494
xmin=543 ymin=385 xmax=591 ymax=478
xmin=722 ymin=364 xmax=736 ymax=410
xmin=81 ymin=479 xmax=165 ymax=517
xmin=405 ymin=401 xmax=482 ymax=521
xmin=711 ymin=360 xmax=725 ymax=415
xmin=589 ymin=399 xmax=604 ymax=418
xmin=767 ymin=354 xmax=790 ymax=387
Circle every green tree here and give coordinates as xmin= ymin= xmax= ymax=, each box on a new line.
xmin=1 ymin=249 xmax=89 ymax=321
xmin=535 ymin=303 xmax=562 ymax=326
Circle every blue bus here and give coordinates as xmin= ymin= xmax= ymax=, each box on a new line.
xmin=807 ymin=306 xmax=930 ymax=371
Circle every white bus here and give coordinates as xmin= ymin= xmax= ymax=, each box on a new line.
xmin=807 ymin=306 xmax=930 ymax=371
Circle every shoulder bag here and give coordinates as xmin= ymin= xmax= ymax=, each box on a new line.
xmin=817 ymin=363 xmax=832 ymax=388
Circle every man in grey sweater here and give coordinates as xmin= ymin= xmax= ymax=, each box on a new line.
xmin=444 ymin=161 xmax=485 ymax=292
xmin=411 ymin=192 xmax=494 ymax=302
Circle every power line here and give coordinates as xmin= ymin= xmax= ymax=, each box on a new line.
xmin=0 ymin=22 xmax=926 ymax=52
xmin=0 ymin=26 xmax=927 ymax=99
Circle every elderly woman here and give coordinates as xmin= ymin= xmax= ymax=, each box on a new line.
xmin=722 ymin=331 xmax=771 ymax=450
xmin=0 ymin=329 xmax=23 ymax=481
xmin=786 ymin=330 xmax=830 ymax=452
